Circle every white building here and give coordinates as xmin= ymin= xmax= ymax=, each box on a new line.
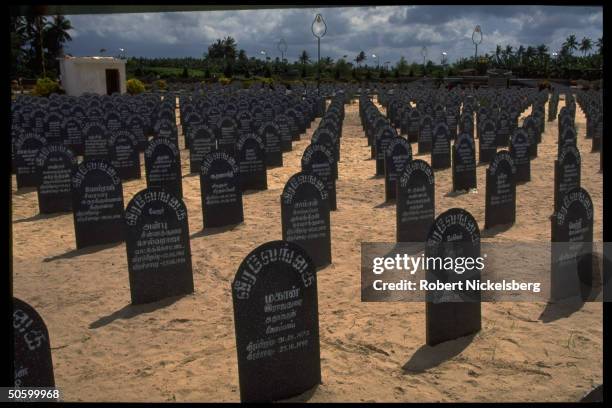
xmin=58 ymin=56 xmax=127 ymax=96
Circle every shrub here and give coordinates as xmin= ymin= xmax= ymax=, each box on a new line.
xmin=218 ymin=76 xmax=232 ymax=86
xmin=155 ymin=79 xmax=167 ymax=90
xmin=127 ymin=78 xmax=145 ymax=95
xmin=181 ymin=67 xmax=189 ymax=78
xmin=32 ymin=77 xmax=60 ymax=97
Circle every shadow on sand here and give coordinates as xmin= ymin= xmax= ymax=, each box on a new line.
xmin=190 ymin=223 xmax=242 ymax=238
xmin=14 ymin=211 xmax=70 ymax=224
xmin=277 ymin=384 xmax=319 ymax=403
xmin=43 ymin=241 xmax=123 ymax=262
xmin=402 ymin=334 xmax=476 ymax=373
xmin=89 ymin=295 xmax=186 ymax=329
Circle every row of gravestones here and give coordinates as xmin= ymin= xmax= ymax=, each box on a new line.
xmin=281 ymin=95 xmax=346 ymax=269
xmin=13 ymin=86 xmax=601 ymax=402
xmin=15 ymin=93 xmax=328 ymax=219
xmin=11 ymin=93 xmax=349 ymax=400
xmin=16 ymin=179 xmax=596 ymax=401
xmin=383 ymin=90 xmax=543 ymax=163
xmin=360 ymin=96 xmax=521 ymax=236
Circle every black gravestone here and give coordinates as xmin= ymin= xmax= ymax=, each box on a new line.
xmin=281 ymin=172 xmax=331 ymax=269
xmin=71 ymin=160 xmax=125 ymax=249
xmin=62 ymin=117 xmax=84 ymax=156
xmin=259 ymin=122 xmax=283 ymax=168
xmin=509 ymin=129 xmax=531 ymax=183
xmin=275 ymin=114 xmax=293 ymax=152
xmin=218 ymin=116 xmax=239 ymax=155
xmin=418 ymin=115 xmax=434 ymax=154
xmin=452 ymin=132 xmax=477 ymax=192
xmin=302 ymin=143 xmax=337 ymax=211
xmin=311 ymin=129 xmax=339 ymax=179
xmin=124 ymin=188 xmax=194 ymax=305
xmin=188 ymin=124 xmax=217 ymax=174
xmin=554 ymin=145 xmax=581 ymax=215
xmin=43 ymin=112 xmax=63 ymax=144
xmin=82 ymin=121 xmax=110 ymax=161
xmin=523 ymin=117 xmax=538 ymax=159
xmin=13 ymin=298 xmax=55 ymax=387
xmin=109 ymin=130 xmax=141 ymax=181
xmin=425 ymin=208 xmax=481 ymax=346
xmin=396 ymin=159 xmax=435 ymax=242
xmin=144 ymin=138 xmax=183 ymax=199
xmin=551 ymin=187 xmax=594 ymax=301
xmin=14 ymin=131 xmax=47 ymax=189
xmin=431 ymin=123 xmax=451 ymax=170
xmin=232 ymin=240 xmax=320 ymax=402
xmin=126 ymin=114 xmax=148 ymax=151
xmin=496 ymin=112 xmax=511 ymax=146
xmin=479 ymin=119 xmax=497 ymax=163
xmin=35 ymin=144 xmax=77 ymax=214
xmin=200 ymin=150 xmax=244 ymax=228
xmin=375 ymin=126 xmax=397 ymax=176
xmin=484 ymin=150 xmax=516 ymax=230
xmin=407 ymin=109 xmax=420 ymax=143
xmin=236 ymin=133 xmax=268 ymax=191
xmin=384 ymin=137 xmax=412 ymax=202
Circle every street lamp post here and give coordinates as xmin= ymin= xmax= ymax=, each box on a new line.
xmin=421 ymin=46 xmax=427 ymax=76
xmin=311 ymin=13 xmax=327 ymax=95
xmin=277 ymin=38 xmax=287 ymax=62
xmin=472 ymin=25 xmax=483 ymax=66
xmin=372 ymin=54 xmax=380 ymax=68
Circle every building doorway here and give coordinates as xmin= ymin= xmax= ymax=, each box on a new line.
xmin=105 ymin=69 xmax=120 ymax=95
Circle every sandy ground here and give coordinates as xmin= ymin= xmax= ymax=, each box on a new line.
xmin=11 ymin=95 xmax=602 ymax=402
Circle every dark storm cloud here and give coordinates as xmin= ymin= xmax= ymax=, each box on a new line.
xmin=64 ymin=5 xmax=602 ymax=65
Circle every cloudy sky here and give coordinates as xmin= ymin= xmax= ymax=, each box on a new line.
xmin=64 ymin=5 xmax=603 ymax=65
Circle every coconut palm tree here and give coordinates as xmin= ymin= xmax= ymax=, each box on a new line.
xmin=299 ymin=50 xmax=310 ymax=65
xmin=494 ymin=45 xmax=502 ymax=66
xmin=596 ymin=37 xmax=603 ymax=54
xmin=579 ymin=37 xmax=592 ymax=56
xmin=563 ymin=34 xmax=578 ymax=56
xmin=354 ymin=51 xmax=366 ymax=67
xmin=44 ymin=14 xmax=73 ymax=73
xmin=516 ymin=45 xmax=525 ymax=65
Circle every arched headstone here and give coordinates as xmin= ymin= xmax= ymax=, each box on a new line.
xmin=200 ymin=150 xmax=244 ymax=228
xmin=13 ymin=298 xmax=55 ymax=387
xmin=125 ymin=188 xmax=194 ymax=304
xmin=281 ymin=172 xmax=331 ymax=269
xmin=384 ymin=137 xmax=412 ymax=202
xmin=144 ymin=138 xmax=183 ymax=199
xmin=232 ymin=240 xmax=320 ymax=402
xmin=374 ymin=126 xmax=397 ymax=176
xmin=259 ymin=121 xmax=283 ymax=168
xmin=82 ymin=121 xmax=110 ymax=161
xmin=484 ymin=150 xmax=516 ymax=229
xmin=71 ymin=160 xmax=125 ymax=249
xmin=109 ymin=130 xmax=141 ymax=181
xmin=431 ymin=123 xmax=451 ymax=170
xmin=188 ymin=124 xmax=217 ymax=174
xmin=396 ymin=159 xmax=435 ymax=242
xmin=553 ymin=145 xmax=581 ymax=215
xmin=509 ymin=129 xmax=530 ymax=183
xmin=479 ymin=119 xmax=497 ymax=163
xmin=302 ymin=143 xmax=337 ymax=211
xmin=551 ymin=187 xmax=594 ymax=301
xmin=236 ymin=133 xmax=267 ymax=191
xmin=35 ymin=144 xmax=77 ymax=214
xmin=14 ymin=131 xmax=47 ymax=189
xmin=425 ymin=208 xmax=481 ymax=346
xmin=452 ymin=132 xmax=477 ymax=192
